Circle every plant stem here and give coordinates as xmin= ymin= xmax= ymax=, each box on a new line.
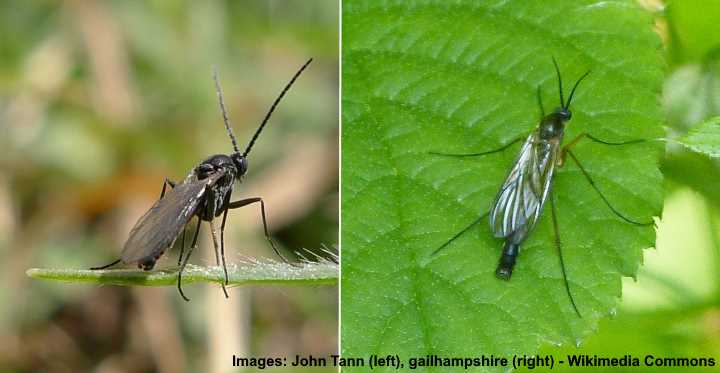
xmin=26 ymin=261 xmax=338 ymax=287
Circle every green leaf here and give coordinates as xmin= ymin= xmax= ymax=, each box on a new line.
xmin=678 ymin=116 xmax=720 ymax=158
xmin=531 ymin=305 xmax=720 ymax=373
xmin=342 ymin=0 xmax=664 ymax=368
xmin=666 ymin=0 xmax=720 ymax=65
xmin=663 ymin=65 xmax=720 ymax=206
xmin=27 ymin=260 xmax=338 ymax=286
xmin=662 ymin=150 xmax=720 ymax=209
xmin=663 ymin=62 xmax=720 ymax=130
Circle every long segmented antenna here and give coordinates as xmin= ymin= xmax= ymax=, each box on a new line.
xmin=536 ymin=86 xmax=545 ymax=118
xmin=565 ymin=70 xmax=591 ymax=110
xmin=213 ymin=66 xmax=240 ymax=154
xmin=243 ymin=58 xmax=313 ymax=157
xmin=551 ymin=57 xmax=590 ymax=110
xmin=552 ymin=56 xmax=564 ymax=108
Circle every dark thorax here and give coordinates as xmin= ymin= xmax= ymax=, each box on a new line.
xmin=191 ymin=153 xmax=247 ymax=221
xmin=538 ymin=107 xmax=571 ymax=142
xmin=536 ymin=107 xmax=572 ymax=167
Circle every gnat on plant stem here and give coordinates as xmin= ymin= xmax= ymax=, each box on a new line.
xmin=92 ymin=59 xmax=313 ymax=301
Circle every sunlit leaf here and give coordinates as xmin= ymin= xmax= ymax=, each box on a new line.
xmin=342 ymin=0 xmax=664 ymax=367
xmin=663 ymin=63 xmax=720 ymax=131
xmin=666 ymin=0 xmax=720 ymax=65
xmin=678 ymin=116 xmax=720 ymax=158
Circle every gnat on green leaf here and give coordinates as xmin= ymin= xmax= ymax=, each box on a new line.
xmin=430 ymin=58 xmax=656 ymax=317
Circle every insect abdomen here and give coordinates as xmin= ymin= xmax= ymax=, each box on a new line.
xmin=496 ymin=242 xmax=520 ymax=280
xmin=138 ymin=255 xmax=158 ymax=270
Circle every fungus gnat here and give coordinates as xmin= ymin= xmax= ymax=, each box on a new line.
xmin=430 ymin=58 xmax=653 ymax=317
xmin=92 ymin=59 xmax=313 ymax=301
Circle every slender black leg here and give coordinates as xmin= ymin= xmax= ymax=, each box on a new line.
xmin=583 ymin=134 xmax=648 ymax=147
xmin=429 ymin=136 xmax=526 ymax=158
xmin=431 ymin=211 xmax=490 ymax=256
xmin=560 ymin=133 xmax=648 ymax=165
xmin=565 ymin=150 xmax=654 ymax=226
xmin=160 ymin=178 xmax=176 ymax=199
xmin=166 ymin=178 xmax=186 ymax=265
xmin=178 ymin=218 xmax=202 ymax=302
xmin=90 ymin=258 xmax=122 ymax=270
xmin=219 ymin=208 xmax=230 ymax=286
xmin=550 ymin=188 xmax=582 ymax=318
xmin=209 ymin=220 xmax=229 ymax=298
xmin=227 ymin=197 xmax=292 ymax=264
xmin=177 ymin=225 xmax=187 ymax=266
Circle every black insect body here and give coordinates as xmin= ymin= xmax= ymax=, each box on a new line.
xmin=92 ymin=59 xmax=313 ymax=301
xmin=431 ymin=58 xmax=653 ymax=317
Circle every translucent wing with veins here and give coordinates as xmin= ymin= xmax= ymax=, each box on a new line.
xmin=490 ymin=131 xmax=559 ymax=240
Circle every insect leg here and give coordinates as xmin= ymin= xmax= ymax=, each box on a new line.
xmin=177 ymin=224 xmax=187 ymax=266
xmin=559 ymin=133 xmax=648 ymax=166
xmin=429 ymin=136 xmax=526 ymax=158
xmin=431 ymin=211 xmax=489 ymax=256
xmin=227 ymin=197 xmax=292 ymax=264
xmin=209 ymin=219 xmax=229 ymax=298
xmin=160 ymin=178 xmax=177 ymax=199
xmin=550 ymin=188 xmax=582 ymax=317
xmin=582 ymin=134 xmax=648 ymax=147
xmin=90 ymin=258 xmax=121 ymax=270
xmin=178 ymin=217 xmax=202 ymax=302
xmin=219 ymin=208 xmax=230 ymax=286
xmin=565 ymin=149 xmax=654 ymax=226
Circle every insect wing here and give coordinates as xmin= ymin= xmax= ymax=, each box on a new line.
xmin=490 ymin=132 xmax=558 ymax=238
xmin=121 ymin=172 xmax=225 ymax=264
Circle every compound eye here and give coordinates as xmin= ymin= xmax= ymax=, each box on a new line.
xmin=240 ymin=159 xmax=248 ymax=174
xmin=232 ymin=154 xmax=248 ymax=175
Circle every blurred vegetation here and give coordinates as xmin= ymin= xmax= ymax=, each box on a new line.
xmin=0 ymin=1 xmax=337 ymax=373
xmin=519 ymin=0 xmax=720 ymax=370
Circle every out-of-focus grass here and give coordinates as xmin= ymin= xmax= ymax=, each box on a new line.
xmin=0 ymin=1 xmax=338 ymax=372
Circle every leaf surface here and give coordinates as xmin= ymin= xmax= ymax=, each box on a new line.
xmin=342 ymin=0 xmax=664 ymax=369
xmin=678 ymin=116 xmax=720 ymax=158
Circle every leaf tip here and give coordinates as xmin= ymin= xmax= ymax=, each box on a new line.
xmin=26 ymin=268 xmax=41 ymax=278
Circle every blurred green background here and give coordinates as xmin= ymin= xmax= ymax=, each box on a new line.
xmin=0 ymin=1 xmax=338 ymax=372
xmin=519 ymin=0 xmax=720 ymax=371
